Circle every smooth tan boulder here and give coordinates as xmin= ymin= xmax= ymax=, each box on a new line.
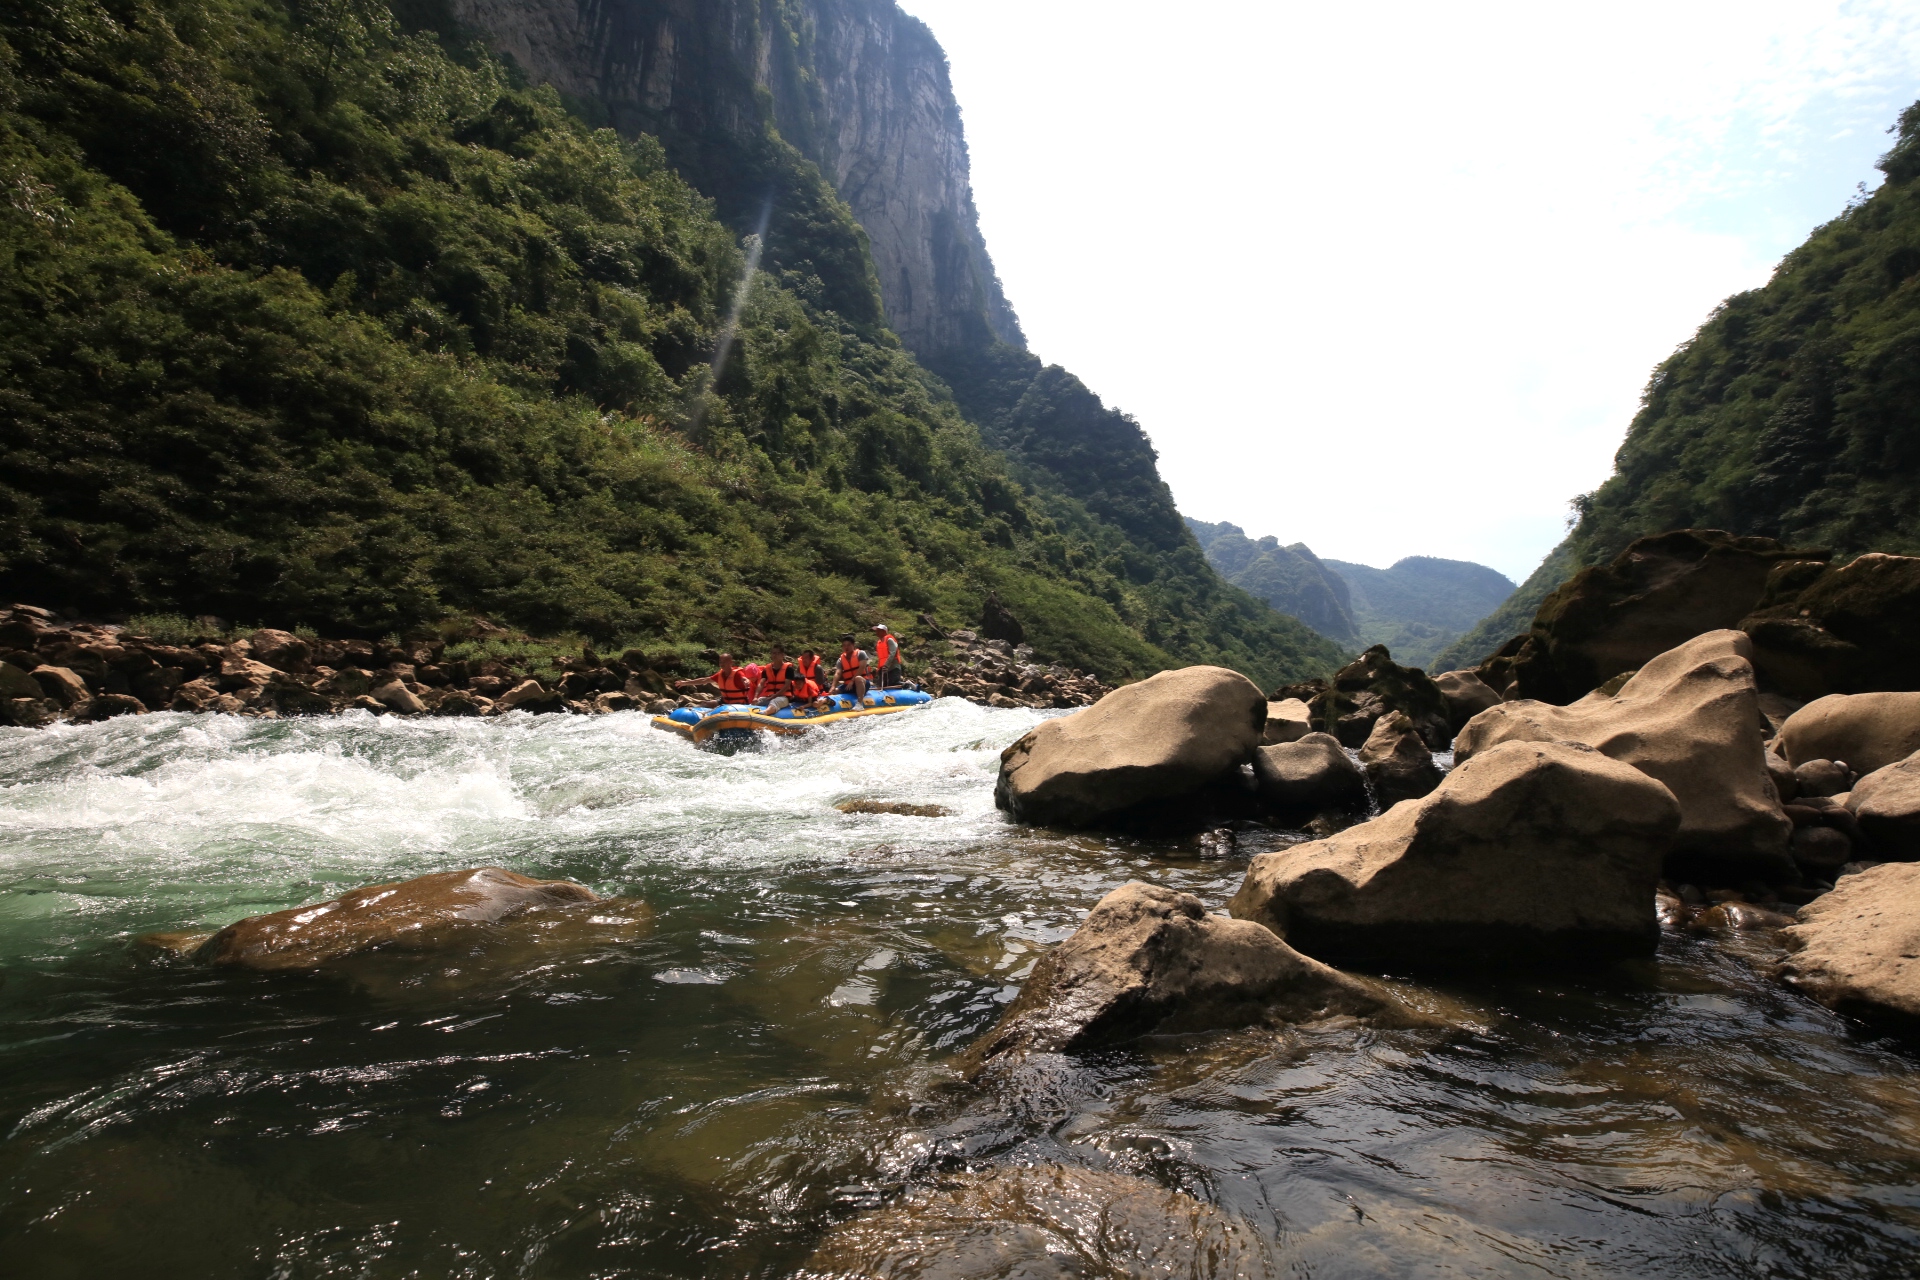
xmin=1229 ymin=740 xmax=1681 ymax=966
xmin=369 ymin=676 xmax=427 ymax=715
xmin=964 ymin=882 xmax=1401 ymax=1066
xmin=1779 ymin=862 xmax=1920 ymax=1019
xmin=1436 ymin=669 xmax=1503 ymax=732
xmin=795 ymin=1165 xmax=1277 ymax=1280
xmin=1848 ymin=751 xmax=1920 ymax=858
xmin=1454 ymin=630 xmax=1792 ymax=879
xmin=1359 ymin=710 xmax=1441 ymax=808
xmin=247 ymin=628 xmax=311 ymax=672
xmin=193 ymin=868 xmax=608 ymax=970
xmin=1253 ymin=731 xmax=1367 ymax=812
xmin=1262 ymin=697 xmax=1313 ymax=744
xmin=1777 ymin=692 xmax=1920 ymax=776
xmin=994 ymin=666 xmax=1264 ymax=827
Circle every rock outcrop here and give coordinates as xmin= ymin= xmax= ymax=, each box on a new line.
xmin=1253 ymin=732 xmax=1369 ymax=814
xmin=1779 ymin=862 xmax=1920 ymax=1020
xmin=795 ymin=1165 xmax=1276 ymax=1280
xmin=1473 ymin=530 xmax=1827 ymax=705
xmin=191 ymin=868 xmax=614 ymax=971
xmin=1358 ymin=711 xmax=1442 ymax=809
xmin=1777 ymin=693 xmax=1920 ymax=776
xmin=1742 ymin=552 xmax=1920 ymax=700
xmin=1285 ymin=645 xmax=1451 ymax=749
xmin=1455 ymin=631 xmax=1793 ymax=881
xmin=963 ymin=882 xmax=1398 ymax=1065
xmin=994 ymin=666 xmax=1264 ymax=827
xmin=1229 ymin=741 xmax=1681 ymax=966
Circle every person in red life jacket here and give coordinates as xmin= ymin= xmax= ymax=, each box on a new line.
xmin=789 ymin=649 xmax=826 ymax=704
xmin=673 ymin=653 xmax=756 ymax=705
xmin=871 ymin=624 xmax=905 ymax=689
xmin=753 ymin=644 xmax=797 ymax=708
xmin=833 ymin=633 xmax=870 ymax=699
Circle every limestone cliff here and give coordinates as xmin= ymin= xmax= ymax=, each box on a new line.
xmin=450 ymin=0 xmax=1023 ymax=359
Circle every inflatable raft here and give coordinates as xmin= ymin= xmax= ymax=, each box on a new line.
xmin=651 ymin=689 xmax=935 ymax=745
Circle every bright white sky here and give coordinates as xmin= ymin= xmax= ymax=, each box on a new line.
xmin=895 ymin=0 xmax=1920 ymax=584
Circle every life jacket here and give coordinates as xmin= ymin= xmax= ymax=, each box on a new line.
xmin=711 ymin=667 xmax=755 ymax=700
xmin=790 ymin=674 xmax=822 ymax=701
xmin=796 ymin=654 xmax=823 ymax=683
xmin=758 ymin=661 xmax=793 ymax=697
xmin=874 ymin=633 xmax=900 ymax=669
xmin=837 ymin=649 xmax=868 ymax=680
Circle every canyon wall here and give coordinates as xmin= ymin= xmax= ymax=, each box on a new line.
xmin=450 ymin=0 xmax=1023 ymax=359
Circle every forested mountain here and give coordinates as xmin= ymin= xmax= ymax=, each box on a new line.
xmin=0 ymin=0 xmax=1342 ymax=685
xmin=1319 ymin=556 xmax=1515 ymax=669
xmin=1184 ymin=521 xmax=1355 ymax=642
xmin=1441 ymin=98 xmax=1920 ymax=669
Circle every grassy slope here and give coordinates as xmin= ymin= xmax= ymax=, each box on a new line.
xmin=0 ymin=0 xmax=1336 ymax=685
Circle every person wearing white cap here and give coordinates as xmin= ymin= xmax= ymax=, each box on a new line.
xmin=872 ymin=624 xmax=904 ymax=689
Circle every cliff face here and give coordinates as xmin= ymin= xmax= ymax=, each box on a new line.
xmin=450 ymin=0 xmax=1022 ymax=359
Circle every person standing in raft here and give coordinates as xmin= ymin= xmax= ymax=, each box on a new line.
xmin=833 ymin=634 xmax=871 ymax=700
xmin=674 ymin=653 xmax=757 ymax=706
xmin=753 ymin=644 xmax=797 ymax=709
xmin=871 ymin=623 xmax=904 ymax=689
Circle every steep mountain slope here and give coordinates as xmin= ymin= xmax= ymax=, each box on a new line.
xmin=1320 ymin=557 xmax=1516 ymax=670
xmin=1185 ymin=520 xmax=1355 ymax=642
xmin=1443 ymin=98 xmax=1920 ymax=668
xmin=0 ymin=0 xmax=1339 ymax=685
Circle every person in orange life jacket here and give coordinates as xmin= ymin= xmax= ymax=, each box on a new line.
xmin=871 ymin=623 xmax=904 ymax=689
xmin=788 ymin=649 xmax=826 ymax=705
xmin=673 ymin=653 xmax=756 ymax=705
xmin=753 ymin=644 xmax=798 ymax=708
xmin=832 ymin=633 xmax=870 ymax=699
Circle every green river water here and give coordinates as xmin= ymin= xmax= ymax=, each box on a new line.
xmin=2 ymin=704 xmax=1918 ymax=1277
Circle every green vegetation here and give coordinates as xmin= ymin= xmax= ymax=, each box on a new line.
xmin=0 ymin=0 xmax=1340 ymax=685
xmin=1321 ymin=556 xmax=1516 ymax=670
xmin=1442 ymin=99 xmax=1920 ymax=668
xmin=1185 ymin=520 xmax=1356 ymax=642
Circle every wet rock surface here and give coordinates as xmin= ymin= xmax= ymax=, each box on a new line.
xmin=796 ymin=1164 xmax=1278 ymax=1280
xmin=963 ymin=882 xmax=1401 ymax=1065
xmin=1231 ymin=741 xmax=1681 ymax=967
xmin=1780 ymin=862 xmax=1920 ymax=1020
xmin=1456 ymin=631 xmax=1792 ymax=881
xmin=994 ymin=666 xmax=1265 ymax=828
xmin=188 ymin=868 xmax=627 ymax=971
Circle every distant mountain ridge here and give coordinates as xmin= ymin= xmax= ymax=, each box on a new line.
xmin=1187 ymin=519 xmax=1516 ymax=668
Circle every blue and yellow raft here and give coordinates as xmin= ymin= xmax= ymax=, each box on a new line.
xmin=651 ymin=689 xmax=935 ymax=745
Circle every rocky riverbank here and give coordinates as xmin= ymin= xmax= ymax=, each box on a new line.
xmin=0 ymin=605 xmax=1110 ymax=728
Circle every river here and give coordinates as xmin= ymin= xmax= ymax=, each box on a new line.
xmin=2 ymin=704 xmax=1918 ymax=1277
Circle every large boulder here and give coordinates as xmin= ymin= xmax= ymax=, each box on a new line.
xmin=1741 ymin=552 xmax=1920 ymax=700
xmin=1847 ymin=751 xmax=1920 ymax=859
xmin=1252 ymin=732 xmax=1368 ymax=813
xmin=994 ymin=666 xmax=1264 ymax=827
xmin=795 ymin=1165 xmax=1275 ymax=1280
xmin=192 ymin=868 xmax=608 ymax=970
xmin=1228 ymin=740 xmax=1681 ymax=966
xmin=963 ymin=882 xmax=1400 ymax=1066
xmin=0 ymin=659 xmax=42 ymax=700
xmin=1303 ymin=646 xmax=1451 ymax=748
xmin=1262 ymin=697 xmax=1313 ymax=744
xmin=247 ymin=628 xmax=312 ymax=673
xmin=1358 ymin=710 xmax=1441 ymax=808
xmin=1454 ymin=631 xmax=1792 ymax=881
xmin=1778 ymin=862 xmax=1920 ymax=1020
xmin=1435 ymin=668 xmax=1503 ymax=732
xmin=1480 ymin=530 xmax=1825 ymax=705
xmin=1776 ymin=692 xmax=1920 ymax=776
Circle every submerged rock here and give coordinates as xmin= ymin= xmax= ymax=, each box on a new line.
xmin=964 ymin=882 xmax=1401 ymax=1066
xmin=1778 ymin=692 xmax=1920 ymax=777
xmin=1253 ymin=731 xmax=1367 ymax=815
xmin=795 ymin=1164 xmax=1277 ymax=1280
xmin=994 ymin=666 xmax=1264 ymax=827
xmin=1779 ymin=862 xmax=1920 ymax=1020
xmin=1358 ymin=710 xmax=1441 ymax=809
xmin=191 ymin=867 xmax=618 ymax=971
xmin=836 ymin=799 xmax=952 ymax=817
xmin=1455 ymin=631 xmax=1792 ymax=881
xmin=1229 ymin=740 xmax=1681 ymax=967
